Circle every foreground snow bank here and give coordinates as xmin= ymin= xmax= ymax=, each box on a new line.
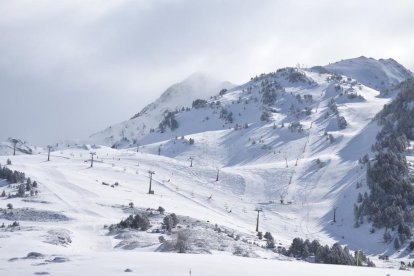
xmin=4 ymin=252 xmax=409 ymax=276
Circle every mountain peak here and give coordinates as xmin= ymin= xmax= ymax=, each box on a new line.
xmin=183 ymin=72 xmax=214 ymax=82
xmin=131 ymin=73 xmax=235 ymax=119
xmin=324 ymin=57 xmax=413 ymax=92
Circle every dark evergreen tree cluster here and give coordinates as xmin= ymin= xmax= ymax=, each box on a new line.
xmin=259 ymin=79 xmax=282 ymax=106
xmin=0 ymin=164 xmax=25 ymax=184
xmin=260 ymin=111 xmax=271 ymax=122
xmin=328 ymin=98 xmax=339 ymax=115
xmin=287 ymin=238 xmax=374 ymax=267
xmin=354 ymin=79 xmax=414 ymax=245
xmin=276 ymin=67 xmax=315 ymax=85
xmin=263 ymin=232 xmax=275 ymax=248
xmin=0 ymin=164 xmax=38 ymax=198
xmin=219 ymin=88 xmax=228 ymax=96
xmin=192 ymin=99 xmax=208 ymax=109
xmin=159 ymin=111 xmax=179 ymax=132
xmin=326 ymin=73 xmax=343 ymax=82
xmin=303 ymin=94 xmax=313 ymax=102
xmin=112 ymin=213 xmax=151 ymax=231
xmin=262 ymin=88 xmax=277 ymax=105
xmin=219 ymin=108 xmax=233 ymax=124
xmin=288 ymin=121 xmax=304 ymax=133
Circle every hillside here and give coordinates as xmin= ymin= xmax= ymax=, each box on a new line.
xmin=90 ymin=73 xmax=235 ymax=147
xmin=0 ymin=138 xmax=36 ymax=156
xmin=1 ymin=57 xmax=413 ymax=274
xmin=324 ymin=56 xmax=413 ymax=94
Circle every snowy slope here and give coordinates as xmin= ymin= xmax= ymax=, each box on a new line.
xmin=3 ymin=251 xmax=411 ymax=276
xmin=0 ymin=145 xmax=409 ymax=275
xmin=90 ymin=73 xmax=235 ymax=146
xmin=0 ymin=138 xmax=37 ymax=156
xmin=85 ymin=62 xmax=413 ymax=256
xmin=1 ymin=58 xmax=414 ymax=274
xmin=324 ymin=56 xmax=413 ymax=93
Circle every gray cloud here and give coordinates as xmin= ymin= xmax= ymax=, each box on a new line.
xmin=0 ymin=0 xmax=413 ymax=144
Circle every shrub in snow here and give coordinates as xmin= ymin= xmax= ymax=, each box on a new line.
xmin=25 ymin=252 xmax=44 ymax=259
xmin=163 ymin=213 xmax=179 ymax=232
xmin=175 ymin=230 xmax=189 ymax=253
xmin=7 ymin=203 xmax=13 ymax=209
xmin=157 ymin=206 xmax=165 ymax=214
xmin=219 ymin=88 xmax=227 ymax=96
xmin=337 ymin=116 xmax=347 ymax=129
xmin=260 ymin=111 xmax=271 ymax=122
xmin=113 ymin=213 xmax=151 ymax=231
xmin=288 ymin=122 xmax=303 ymax=133
xmin=304 ymin=107 xmax=312 ymax=116
xmin=358 ymin=154 xmax=369 ymax=164
xmin=328 ymin=99 xmax=339 ymax=115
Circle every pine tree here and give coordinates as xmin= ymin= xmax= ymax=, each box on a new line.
xmin=17 ymin=183 xmax=26 ymax=197
xmin=302 ymin=244 xmax=310 ymax=258
xmin=357 ymin=193 xmax=363 ymax=203
xmin=394 ymin=237 xmax=401 ymax=249
xmin=264 ymin=232 xmax=275 ymax=248
xmin=383 ymin=230 xmax=391 ymax=243
xmin=26 ymin=178 xmax=32 ymax=191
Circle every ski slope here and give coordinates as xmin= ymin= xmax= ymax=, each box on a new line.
xmin=1 ymin=57 xmax=413 ymax=274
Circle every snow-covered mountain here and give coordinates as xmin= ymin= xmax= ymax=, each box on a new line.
xmin=95 ymin=57 xmax=413 ymax=151
xmin=90 ymin=73 xmax=235 ymax=146
xmin=0 ymin=138 xmax=36 ymax=156
xmin=1 ymin=57 xmax=414 ymax=275
xmin=323 ymin=56 xmax=413 ymax=94
xmin=84 ymin=57 xmax=414 ymax=256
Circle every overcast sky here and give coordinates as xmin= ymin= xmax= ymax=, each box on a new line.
xmin=1 ymin=0 xmax=413 ymax=145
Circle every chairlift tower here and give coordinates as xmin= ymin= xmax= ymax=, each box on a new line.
xmin=255 ymin=208 xmax=263 ymax=232
xmin=148 ymin=170 xmax=155 ymax=194
xmin=90 ymin=152 xmax=96 ymax=168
